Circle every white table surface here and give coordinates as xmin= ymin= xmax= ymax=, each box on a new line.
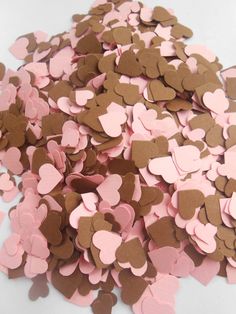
xmin=0 ymin=1 xmax=236 ymax=313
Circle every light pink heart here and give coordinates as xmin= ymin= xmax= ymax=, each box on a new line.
xmin=97 ymin=174 xmax=122 ymax=206
xmin=171 ymin=254 xmax=195 ymax=278
xmin=99 ymin=111 xmax=127 ymax=138
xmin=191 ymin=257 xmax=220 ymax=286
xmin=2 ymin=147 xmax=23 ymax=175
xmin=24 ymin=255 xmax=48 ymax=278
xmin=81 ymin=192 xmax=98 ymax=212
xmin=173 ymin=145 xmax=201 ymax=173
xmin=61 ymin=128 xmax=80 ymax=147
xmin=185 ymin=44 xmax=216 ymax=62
xmin=0 ymin=173 xmax=14 ymax=191
xmin=49 ymin=47 xmax=74 ymax=78
xmin=148 ymin=156 xmax=180 ymax=184
xmin=203 ymin=89 xmax=229 ymax=114
xmin=69 ymin=203 xmax=94 ymax=229
xmin=9 ymin=37 xmax=29 ymax=60
xmin=149 ymin=247 xmax=178 ymax=274
xmin=139 ymin=109 xmax=158 ymax=130
xmin=195 ymin=223 xmax=217 ymax=243
xmin=75 ymin=90 xmax=94 ymax=107
xmin=31 ymin=235 xmax=50 ymax=259
xmin=93 ymin=230 xmax=122 ymax=264
xmin=37 ymin=163 xmax=63 ymax=195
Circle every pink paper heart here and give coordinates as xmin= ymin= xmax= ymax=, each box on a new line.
xmin=49 ymin=47 xmax=74 ymax=78
xmin=75 ymin=90 xmax=94 ymax=107
xmin=37 ymin=163 xmax=63 ymax=195
xmin=139 ymin=109 xmax=158 ymax=130
xmin=155 ymin=24 xmax=171 ymax=40
xmin=192 ymin=222 xmax=217 ymax=253
xmin=81 ymin=193 xmax=98 ymax=212
xmin=2 ymin=147 xmax=23 ymax=175
xmin=24 ymin=255 xmax=48 ymax=278
xmin=57 ymin=97 xmax=72 ymax=115
xmin=69 ymin=203 xmax=94 ymax=229
xmin=30 ymin=235 xmax=50 ymax=259
xmin=93 ymin=230 xmax=122 ymax=264
xmin=195 ymin=223 xmax=217 ymax=242
xmin=61 ymin=128 xmax=80 ymax=147
xmin=99 ymin=111 xmax=127 ymax=138
xmin=148 ymin=156 xmax=180 ymax=184
xmin=0 ymin=173 xmax=14 ymax=191
xmin=140 ymin=7 xmax=153 ymax=22
xmin=25 ymin=100 xmax=38 ymax=119
xmin=203 ymin=89 xmax=229 ymax=114
xmin=112 ymin=204 xmax=134 ymax=233
xmin=0 ymin=246 xmax=24 ymax=269
xmin=9 ymin=37 xmax=29 ymax=60
xmin=191 ymin=257 xmax=220 ymax=286
xmin=142 ymin=297 xmax=175 ymax=314
xmin=160 ymin=41 xmax=175 ymax=57
xmin=149 ymin=247 xmax=178 ymax=274
xmin=173 ymin=145 xmax=201 ymax=173
xmin=128 ymin=13 xmax=139 ymax=26
xmin=97 ymin=174 xmax=122 ymax=206
xmin=171 ymin=254 xmax=195 ymax=278
xmin=185 ymin=44 xmax=216 ymax=62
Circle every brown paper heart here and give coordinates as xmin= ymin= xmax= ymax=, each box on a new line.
xmin=40 ymin=211 xmax=62 ymax=246
xmin=131 ymin=140 xmax=160 ymax=168
xmin=147 ymin=217 xmax=180 ymax=248
xmin=119 ymin=270 xmax=148 ymax=305
xmin=206 ymin=124 xmax=224 ymax=147
xmin=149 ymin=80 xmax=176 ymax=101
xmin=152 ymin=6 xmax=173 ymax=22
xmin=116 ymin=238 xmax=146 ymax=268
xmin=178 ymin=190 xmax=205 ymax=220
xmin=75 ymin=33 xmax=102 ymax=54
xmin=166 ymin=98 xmax=192 ymax=112
xmin=115 ymin=83 xmax=140 ymax=105
xmin=51 ymin=269 xmax=82 ymax=299
xmin=116 ymin=51 xmax=142 ymax=77
xmin=164 ymin=70 xmax=184 ymax=93
xmin=171 ymin=23 xmax=193 ymax=39
xmin=50 ymin=235 xmax=74 ymax=260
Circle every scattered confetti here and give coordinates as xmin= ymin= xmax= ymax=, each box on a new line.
xmin=0 ymin=1 xmax=236 ymax=313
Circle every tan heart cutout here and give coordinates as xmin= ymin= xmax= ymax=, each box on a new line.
xmin=178 ymin=189 xmax=205 ymax=220
xmin=149 ymin=80 xmax=176 ymax=101
xmin=116 ymin=51 xmax=142 ymax=77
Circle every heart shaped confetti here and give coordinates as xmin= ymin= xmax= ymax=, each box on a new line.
xmin=0 ymin=1 xmax=236 ymax=314
xmin=37 ymin=164 xmax=63 ymax=194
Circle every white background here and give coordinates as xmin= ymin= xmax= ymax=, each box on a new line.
xmin=0 ymin=1 xmax=236 ymax=313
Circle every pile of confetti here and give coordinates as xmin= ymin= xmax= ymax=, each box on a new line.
xmin=1 ymin=0 xmax=236 ymax=313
